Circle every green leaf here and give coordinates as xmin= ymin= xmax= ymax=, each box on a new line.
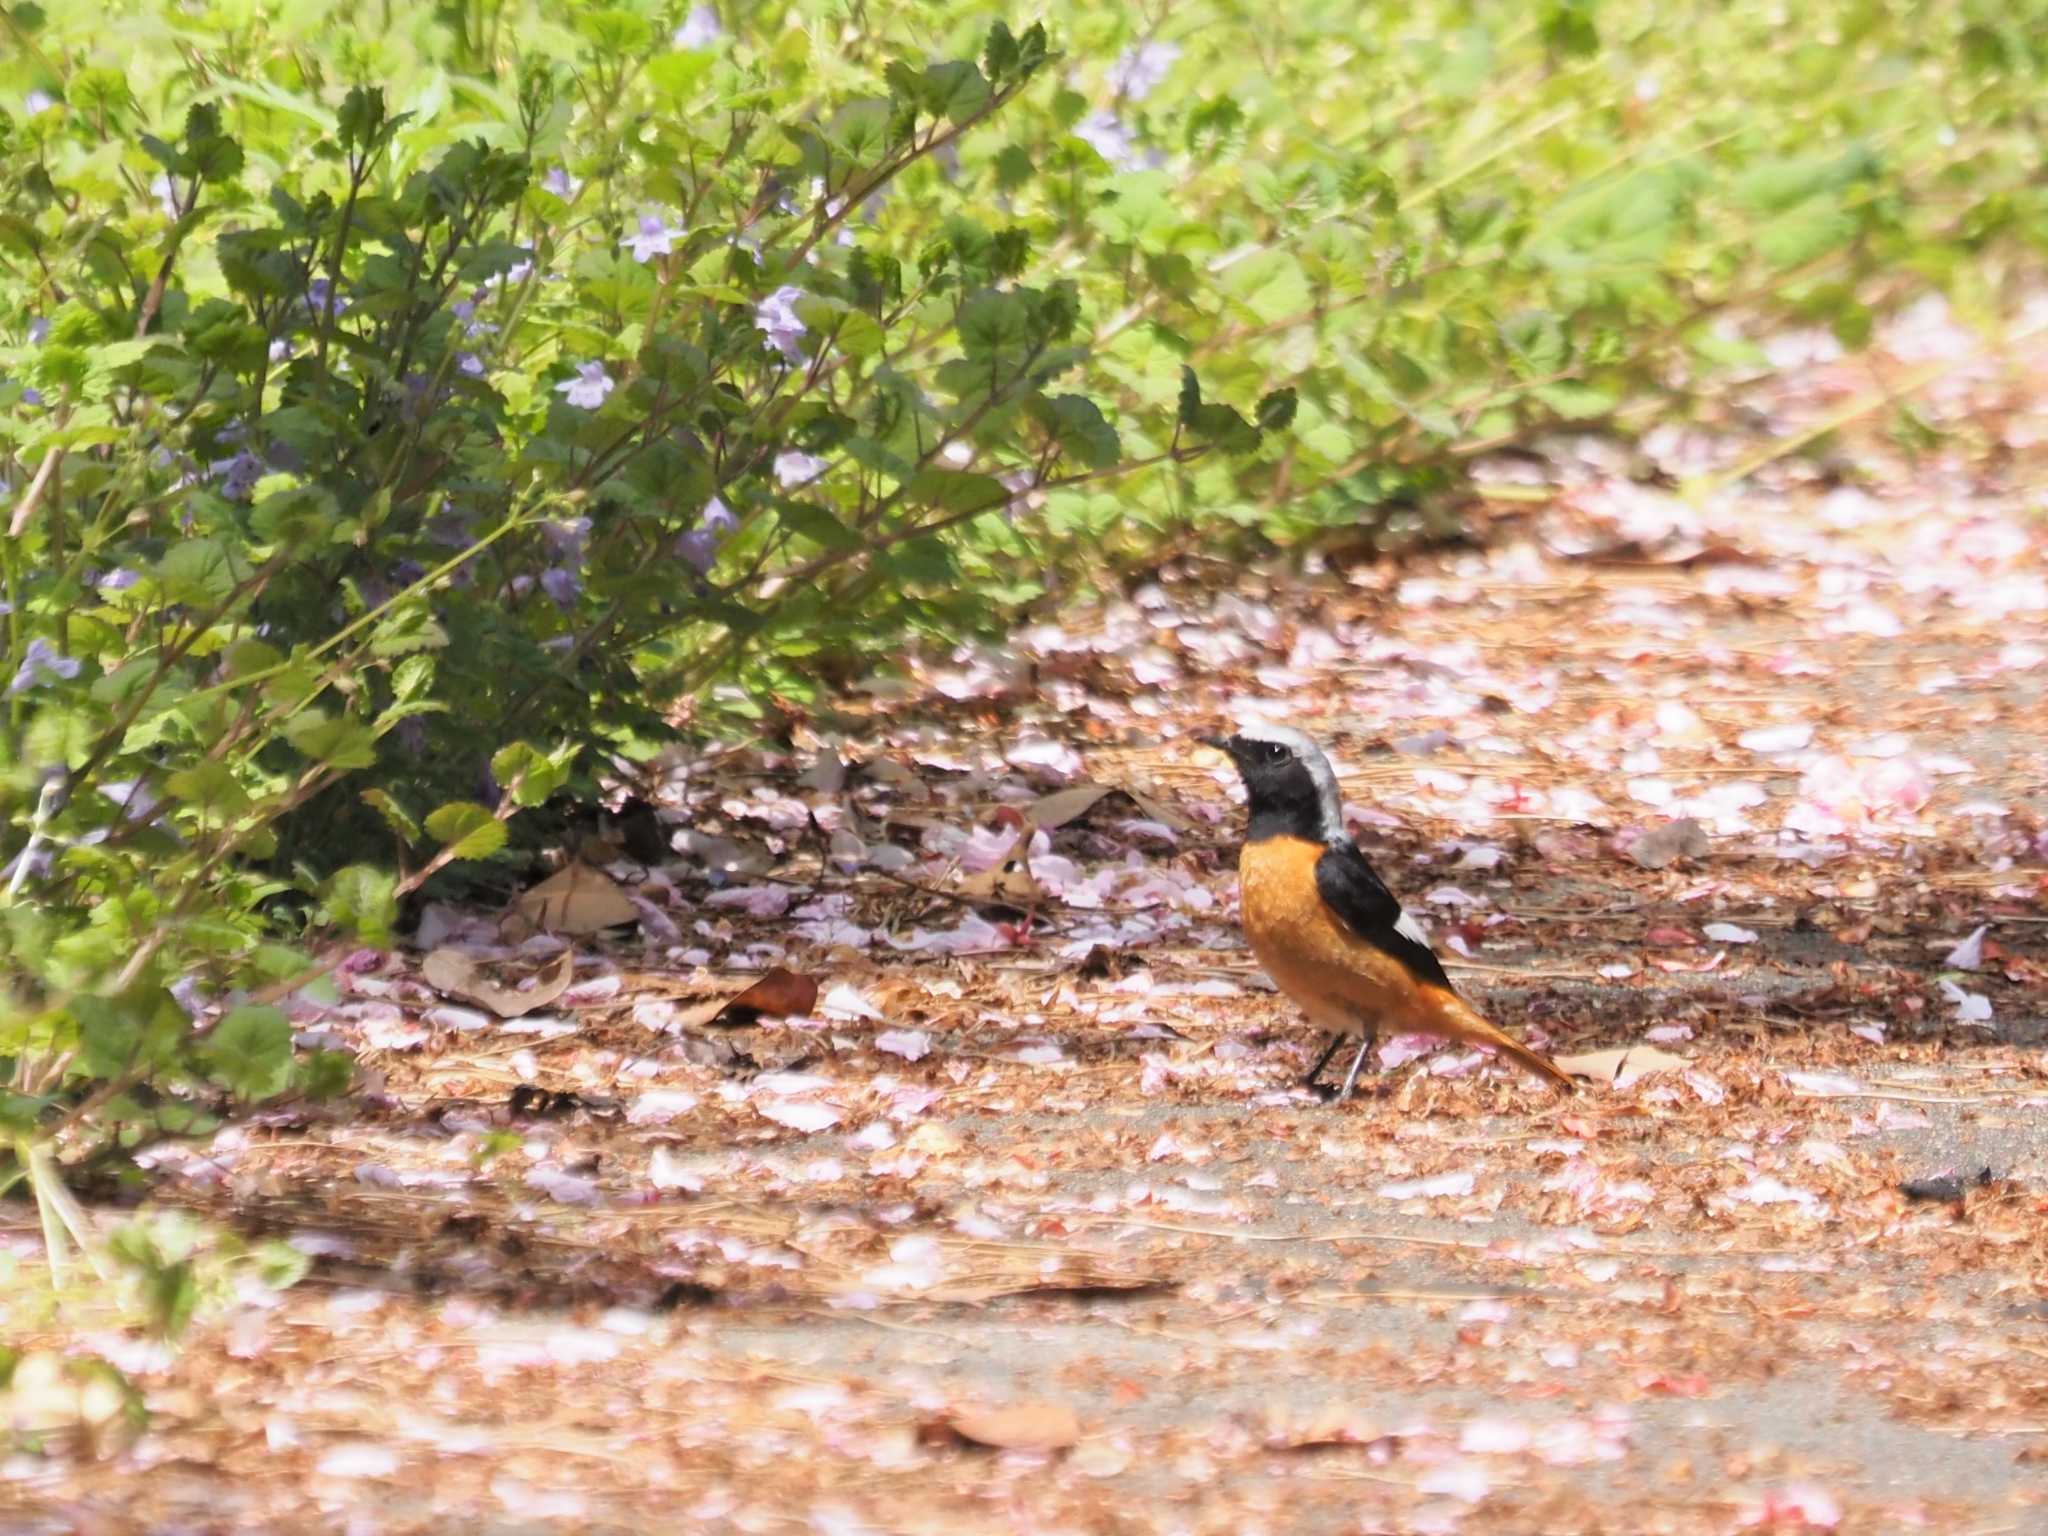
xmin=255 ymin=1237 xmax=315 ymax=1287
xmin=1531 ymin=382 xmax=1617 ymax=420
xmin=390 ymin=654 xmax=436 ymax=704
xmin=250 ymin=485 xmax=339 ymax=546
xmin=1014 ymin=22 xmax=1049 ymax=77
xmin=1188 ymin=402 xmax=1262 ymax=454
xmin=1539 ymin=0 xmax=1599 ymax=56
xmin=1177 ymin=366 xmax=1202 ymax=429
xmin=24 ymin=707 xmax=96 ymax=770
xmin=777 ymin=500 xmax=861 ymax=551
xmin=181 ymin=102 xmax=244 ymax=183
xmin=74 ymin=997 xmax=139 ymax=1078
xmin=368 ymin=603 xmax=450 ymax=658
xmin=324 ymin=864 xmax=397 ymax=944
xmin=360 ymin=789 xmax=419 ymax=846
xmin=1028 ymin=394 xmax=1120 ymax=470
xmin=921 ymin=61 xmax=992 ymax=124
xmin=490 ymin=741 xmax=576 ymax=807
xmin=423 ymin=801 xmax=506 ymax=860
xmin=164 ymin=759 xmax=252 ymax=819
xmin=956 ymin=290 xmax=1032 ymax=357
xmin=1256 ymin=387 xmax=1299 ymax=432
xmin=983 ymin=20 xmax=1019 ymax=81
xmin=203 ymin=1004 xmax=294 ymax=1101
xmin=828 ymin=97 xmax=892 ymax=161
xmin=157 ymin=538 xmax=254 ymax=608
xmin=282 ymin=711 xmax=378 ymax=770
xmin=906 ymin=468 xmax=1007 ymax=513
xmin=646 ymin=50 xmax=715 ymax=97
xmin=336 ymin=85 xmax=389 ymax=153
xmin=992 ymin=144 xmax=1035 ymax=191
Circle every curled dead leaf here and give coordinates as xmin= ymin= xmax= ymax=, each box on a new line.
xmin=938 ymin=1399 xmax=1081 ymax=1452
xmin=1263 ymin=1402 xmax=1388 ymax=1451
xmin=1029 ymin=782 xmax=1189 ymax=832
xmin=1553 ymin=1043 xmax=1690 ymax=1087
xmin=420 ymin=948 xmax=572 ymax=1019
xmin=958 ymin=825 xmax=1046 ymax=907
xmin=678 ymin=967 xmax=821 ymax=1029
xmin=511 ymin=861 xmax=640 ymax=936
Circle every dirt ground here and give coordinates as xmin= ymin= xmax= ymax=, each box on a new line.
xmin=5 ymin=304 xmax=2048 ymax=1534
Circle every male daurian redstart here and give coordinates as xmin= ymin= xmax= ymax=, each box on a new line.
xmin=1205 ymin=727 xmax=1574 ymax=1101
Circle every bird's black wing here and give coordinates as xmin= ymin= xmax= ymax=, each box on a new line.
xmin=1313 ymin=841 xmax=1454 ymax=991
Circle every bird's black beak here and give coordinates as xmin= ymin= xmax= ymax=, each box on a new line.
xmin=1197 ymin=734 xmax=1233 ymax=752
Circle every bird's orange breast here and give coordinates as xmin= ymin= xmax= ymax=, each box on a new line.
xmin=1237 ymin=834 xmax=1454 ymax=1035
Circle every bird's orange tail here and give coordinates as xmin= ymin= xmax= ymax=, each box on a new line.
xmin=1431 ymin=990 xmax=1576 ymax=1092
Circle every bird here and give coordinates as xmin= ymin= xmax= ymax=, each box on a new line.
xmin=1204 ymin=726 xmax=1574 ymax=1101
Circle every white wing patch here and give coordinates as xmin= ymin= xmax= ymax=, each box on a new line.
xmin=1394 ymin=907 xmax=1433 ymax=950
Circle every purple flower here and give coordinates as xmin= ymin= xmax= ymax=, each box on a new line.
xmin=555 ymin=360 xmax=615 ymax=409
xmin=27 ymin=318 xmax=49 ymax=345
xmin=542 ymin=166 xmax=583 ymax=199
xmin=673 ymin=4 xmax=722 ymax=47
xmin=754 ymin=285 xmax=808 ymax=362
xmin=209 ymin=449 xmax=264 ymax=501
xmin=773 ymin=450 xmax=827 ymax=488
xmin=20 ymin=387 xmax=43 ymax=407
xmin=540 ymin=566 xmax=582 ymax=608
xmin=25 ymin=89 xmax=54 ymax=118
xmin=675 ymin=529 xmax=718 ymax=572
xmin=149 ymin=173 xmax=181 ymax=218
xmin=1075 ymin=111 xmax=1138 ymax=168
xmin=101 ymin=779 xmax=163 ymax=822
xmin=675 ymin=495 xmax=737 ymax=573
xmin=96 ymin=567 xmax=141 ymax=592
xmin=8 ymin=638 xmax=82 ymax=695
xmin=624 ymin=213 xmax=679 ymax=264
xmin=542 ymin=517 xmax=590 ymax=560
xmin=168 ymin=974 xmax=212 ymax=1019
xmin=1 ymin=843 xmax=54 ymax=884
xmin=486 ymin=256 xmax=535 ymax=290
xmin=450 ymin=298 xmax=495 ymax=343
xmin=457 ymin=351 xmax=484 ymax=376
xmin=269 ymin=337 xmax=294 ymax=363
xmin=1108 ymin=41 xmax=1180 ymax=101
xmin=305 ymin=278 xmax=346 ymax=318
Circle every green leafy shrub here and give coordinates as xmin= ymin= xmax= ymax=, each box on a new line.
xmin=0 ymin=0 xmax=2043 ymax=1227
xmin=0 ymin=7 xmax=1291 ymax=1215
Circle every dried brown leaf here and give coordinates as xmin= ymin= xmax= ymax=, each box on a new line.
xmin=1263 ymin=1402 xmax=1387 ymax=1450
xmin=1029 ymin=781 xmax=1189 ymax=831
xmin=678 ymin=967 xmax=822 ymax=1029
xmin=1554 ymin=1043 xmax=1690 ymax=1086
xmin=958 ymin=825 xmax=1047 ymax=906
xmin=943 ymin=1399 xmax=1082 ymax=1452
xmin=511 ymin=861 xmax=640 ymax=935
xmin=420 ymin=948 xmax=573 ymax=1019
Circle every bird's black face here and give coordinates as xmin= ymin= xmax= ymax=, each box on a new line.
xmin=1202 ymin=732 xmax=1335 ymax=842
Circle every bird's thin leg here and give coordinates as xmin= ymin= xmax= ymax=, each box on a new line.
xmin=1335 ymin=1028 xmax=1379 ymax=1104
xmin=1302 ymin=1033 xmax=1344 ymax=1089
